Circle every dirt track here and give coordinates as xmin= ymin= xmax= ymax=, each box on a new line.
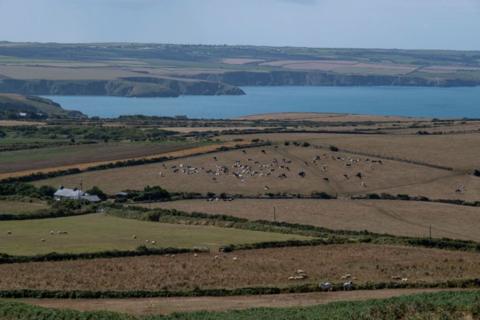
xmin=18 ymin=289 xmax=473 ymax=315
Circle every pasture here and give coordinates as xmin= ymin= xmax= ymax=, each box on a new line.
xmin=0 ymin=199 xmax=49 ymax=215
xmin=144 ymin=199 xmax=480 ymax=242
xmin=33 ymin=144 xmax=451 ymax=197
xmin=1 ymin=244 xmax=480 ymax=291
xmin=0 ymin=213 xmax=306 ymax=255
xmin=300 ymin=133 xmax=480 ymax=171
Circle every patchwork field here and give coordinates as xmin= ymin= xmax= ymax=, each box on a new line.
xmin=33 ymin=145 xmax=452 ymax=197
xmin=1 ymin=244 xmax=479 ymax=291
xmin=0 ymin=199 xmax=49 ymax=215
xmin=143 ymin=199 xmax=480 ymax=242
xmin=0 ymin=213 xmax=306 ymax=255
xmin=0 ymin=141 xmax=197 ymax=174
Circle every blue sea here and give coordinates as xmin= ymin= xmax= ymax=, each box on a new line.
xmin=45 ymin=86 xmax=480 ymax=119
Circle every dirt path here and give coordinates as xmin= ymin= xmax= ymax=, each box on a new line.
xmin=17 ymin=288 xmax=473 ymax=316
xmin=0 ymin=142 xmax=238 ymax=181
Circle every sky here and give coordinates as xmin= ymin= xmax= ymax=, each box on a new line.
xmin=0 ymin=0 xmax=479 ymax=50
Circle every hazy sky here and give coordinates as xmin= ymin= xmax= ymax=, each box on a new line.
xmin=0 ymin=0 xmax=479 ymax=50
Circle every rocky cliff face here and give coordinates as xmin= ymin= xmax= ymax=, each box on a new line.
xmin=189 ymin=71 xmax=480 ymax=87
xmin=0 ymin=78 xmax=245 ymax=98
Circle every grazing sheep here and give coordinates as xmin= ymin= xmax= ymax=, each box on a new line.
xmin=41 ymin=239 xmax=46 ymax=242
xmin=343 ymin=281 xmax=353 ymax=290
xmin=340 ymin=274 xmax=352 ymax=280
xmin=232 ymin=256 xmax=238 ymax=261
xmin=320 ymin=282 xmax=333 ymax=291
xmin=151 ymin=241 xmax=156 ymax=245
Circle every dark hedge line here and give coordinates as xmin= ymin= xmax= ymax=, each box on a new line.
xmin=1 ymin=279 xmax=479 ymax=299
xmin=0 ymin=142 xmax=271 ymax=184
xmin=353 ymin=193 xmax=480 ymax=207
xmin=0 ymin=246 xmax=206 ymax=265
xmin=0 ymin=208 xmax=90 ymax=221
xmin=219 ymin=238 xmax=353 ymax=252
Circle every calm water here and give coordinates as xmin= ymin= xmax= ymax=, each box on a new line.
xmin=45 ymin=86 xmax=480 ymax=119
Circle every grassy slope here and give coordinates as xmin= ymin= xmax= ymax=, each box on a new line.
xmin=0 ymin=213 xmax=308 ymax=255
xmin=0 ymin=290 xmax=479 ymax=319
xmin=0 ymin=94 xmax=84 ymax=118
xmin=0 ymin=199 xmax=48 ymax=215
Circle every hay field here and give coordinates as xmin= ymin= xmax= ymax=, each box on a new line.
xmin=34 ymin=145 xmax=449 ymax=196
xmin=0 ymin=214 xmax=306 ymax=255
xmin=0 ymin=141 xmax=196 ymax=174
xmin=143 ymin=199 xmax=480 ymax=242
xmin=1 ymin=244 xmax=479 ymax=291
xmin=302 ymin=133 xmax=480 ymax=171
xmin=0 ymin=199 xmax=49 ymax=214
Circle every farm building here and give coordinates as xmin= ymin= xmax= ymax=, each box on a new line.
xmin=53 ymin=187 xmax=101 ymax=203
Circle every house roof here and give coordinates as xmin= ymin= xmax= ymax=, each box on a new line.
xmin=54 ymin=188 xmax=84 ymax=198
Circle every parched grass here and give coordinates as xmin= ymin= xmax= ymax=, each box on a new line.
xmin=1 ymin=244 xmax=480 ymax=292
xmin=0 ymin=199 xmax=49 ymax=215
xmin=0 ymin=213 xmax=309 ymax=256
xmin=146 ymin=199 xmax=480 ymax=242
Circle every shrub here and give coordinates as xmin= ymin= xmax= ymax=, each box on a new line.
xmin=329 ymin=145 xmax=339 ymax=152
xmin=86 ymin=186 xmax=108 ymax=201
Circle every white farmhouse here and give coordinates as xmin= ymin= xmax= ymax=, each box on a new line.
xmin=54 ymin=187 xmax=101 ymax=202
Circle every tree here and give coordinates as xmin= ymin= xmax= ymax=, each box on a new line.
xmin=38 ymin=185 xmax=56 ymax=198
xmin=86 ymin=186 xmax=108 ymax=201
xmin=0 ymin=130 xmax=6 ymax=139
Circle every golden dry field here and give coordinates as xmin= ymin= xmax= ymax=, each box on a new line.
xmin=143 ymin=199 xmax=480 ymax=242
xmin=34 ymin=144 xmax=454 ymax=197
xmin=1 ymin=244 xmax=479 ymax=291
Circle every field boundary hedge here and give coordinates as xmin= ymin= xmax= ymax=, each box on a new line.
xmin=0 ymin=246 xmax=206 ymax=265
xmin=1 ymin=279 xmax=479 ymax=299
xmin=134 ymin=192 xmax=480 ymax=208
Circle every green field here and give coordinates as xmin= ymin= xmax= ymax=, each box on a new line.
xmin=0 ymin=213 xmax=308 ymax=255
xmin=0 ymin=199 xmax=49 ymax=215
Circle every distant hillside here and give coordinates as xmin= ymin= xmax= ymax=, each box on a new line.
xmin=0 ymin=42 xmax=479 ymax=97
xmin=0 ymin=94 xmax=86 ymax=119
